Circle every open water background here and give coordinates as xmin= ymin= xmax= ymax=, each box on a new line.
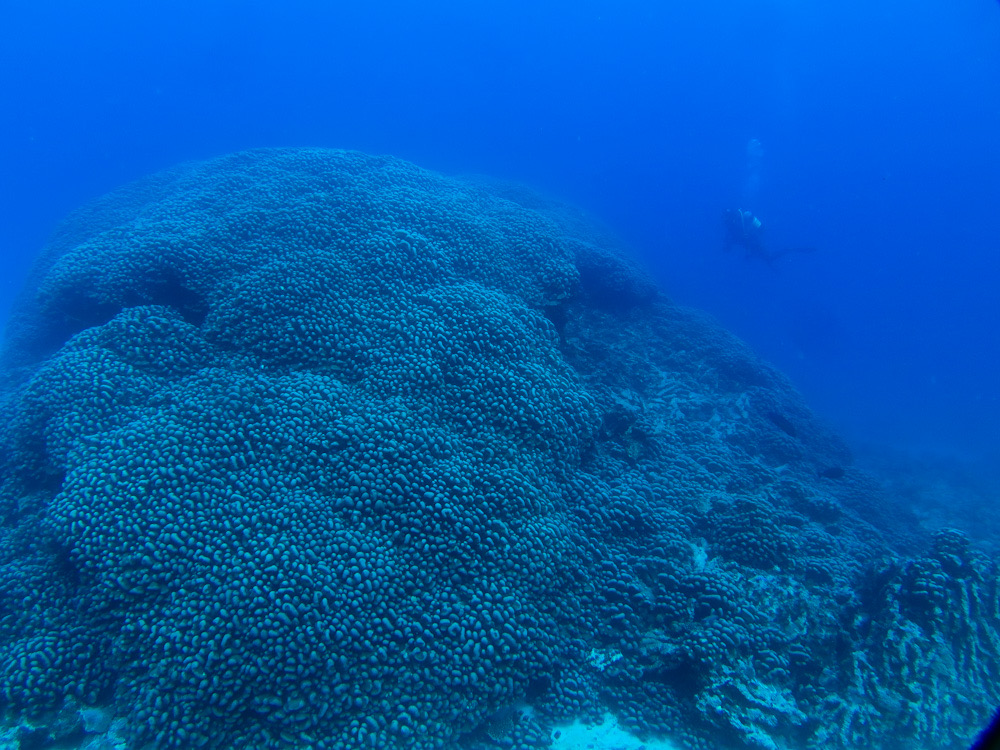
xmin=2 ymin=0 xmax=998 ymax=460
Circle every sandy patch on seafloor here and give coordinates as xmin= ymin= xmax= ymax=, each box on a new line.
xmin=551 ymin=712 xmax=679 ymax=750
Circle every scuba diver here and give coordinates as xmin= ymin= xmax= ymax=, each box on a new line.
xmin=722 ymin=208 xmax=816 ymax=266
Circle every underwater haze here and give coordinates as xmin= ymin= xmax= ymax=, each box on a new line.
xmin=1 ymin=2 xmax=999 ymax=750
xmin=2 ymin=0 xmax=999 ymax=458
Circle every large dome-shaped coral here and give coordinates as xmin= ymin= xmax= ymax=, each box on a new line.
xmin=0 ymin=149 xmax=996 ymax=750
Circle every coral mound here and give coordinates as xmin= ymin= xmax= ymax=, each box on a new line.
xmin=0 ymin=149 xmax=996 ymax=750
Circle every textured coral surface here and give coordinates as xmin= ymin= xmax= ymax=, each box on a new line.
xmin=0 ymin=149 xmax=996 ymax=750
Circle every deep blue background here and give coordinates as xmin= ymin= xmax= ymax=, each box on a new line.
xmin=2 ymin=0 xmax=998 ymax=458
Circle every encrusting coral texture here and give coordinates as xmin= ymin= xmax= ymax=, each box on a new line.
xmin=0 ymin=148 xmax=995 ymax=749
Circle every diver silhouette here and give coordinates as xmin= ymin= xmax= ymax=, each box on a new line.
xmin=722 ymin=208 xmax=816 ymax=266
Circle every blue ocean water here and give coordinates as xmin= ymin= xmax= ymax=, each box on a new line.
xmin=0 ymin=2 xmax=999 ymax=749
xmin=2 ymin=0 xmax=998 ymax=460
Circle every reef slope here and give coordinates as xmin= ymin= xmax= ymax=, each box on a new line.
xmin=0 ymin=149 xmax=996 ymax=750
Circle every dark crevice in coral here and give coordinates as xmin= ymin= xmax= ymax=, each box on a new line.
xmin=17 ymin=725 xmax=87 ymax=750
xmin=26 ymin=468 xmax=65 ymax=496
xmin=39 ymin=292 xmax=121 ymax=357
xmin=767 ymin=410 xmax=798 ymax=438
xmin=33 ymin=273 xmax=206 ymax=363
xmin=543 ymin=301 xmax=569 ymax=342
xmin=525 ymin=674 xmax=552 ymax=701
xmin=50 ymin=542 xmax=81 ymax=591
xmin=134 ymin=271 xmax=208 ymax=328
